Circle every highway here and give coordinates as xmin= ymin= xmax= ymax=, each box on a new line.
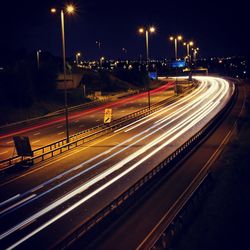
xmin=0 ymin=82 xmax=173 ymax=161
xmin=0 ymin=76 xmax=235 ymax=249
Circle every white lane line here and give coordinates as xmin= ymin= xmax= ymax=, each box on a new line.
xmin=0 ymin=194 xmax=36 ymax=216
xmin=57 ymin=132 xmax=64 ymax=135
xmin=0 ymin=151 xmax=9 ymax=155
xmin=33 ymin=132 xmax=40 ymax=136
xmin=0 ymin=194 xmax=20 ymax=207
xmin=6 ymin=141 xmax=13 ymax=145
xmin=96 ymin=119 xmax=100 ymax=122
xmin=57 ymin=125 xmax=63 ymax=129
xmin=31 ymin=140 xmax=40 ymax=144
xmin=74 ymin=120 xmax=79 ymax=123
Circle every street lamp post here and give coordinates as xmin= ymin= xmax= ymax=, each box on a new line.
xmin=192 ymin=47 xmax=199 ymax=62
xmin=170 ymin=35 xmax=183 ymax=60
xmin=36 ymin=50 xmax=41 ymax=71
xmin=170 ymin=35 xmax=183 ymax=94
xmin=183 ymin=41 xmax=194 ymax=64
xmin=139 ymin=26 xmax=156 ymax=109
xmin=75 ymin=52 xmax=81 ymax=65
xmin=51 ymin=4 xmax=75 ymax=143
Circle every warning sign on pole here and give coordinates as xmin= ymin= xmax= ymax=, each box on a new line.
xmin=104 ymin=109 xmax=112 ymax=124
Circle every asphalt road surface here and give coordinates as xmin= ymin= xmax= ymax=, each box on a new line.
xmin=0 ymin=82 xmax=173 ymax=160
xmin=0 ymin=77 xmax=235 ymax=249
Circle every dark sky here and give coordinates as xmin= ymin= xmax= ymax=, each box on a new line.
xmin=0 ymin=0 xmax=249 ymax=60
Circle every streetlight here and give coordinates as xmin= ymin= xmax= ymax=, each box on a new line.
xmin=96 ymin=41 xmax=101 ymax=49
xmin=138 ymin=26 xmax=156 ymax=109
xmin=169 ymin=35 xmax=183 ymax=60
xmin=183 ymin=41 xmax=194 ymax=64
xmin=170 ymin=35 xmax=182 ymax=94
xmin=100 ymin=56 xmax=105 ymax=68
xmin=75 ymin=52 xmax=81 ymax=65
xmin=192 ymin=47 xmax=200 ymax=62
xmin=51 ymin=4 xmax=76 ymax=143
xmin=36 ymin=50 xmax=42 ymax=71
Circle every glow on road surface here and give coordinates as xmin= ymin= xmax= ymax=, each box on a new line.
xmin=0 ymin=82 xmax=173 ymax=140
xmin=0 ymin=77 xmax=234 ymax=249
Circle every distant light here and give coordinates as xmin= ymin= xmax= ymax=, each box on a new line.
xmin=76 ymin=52 xmax=81 ymax=56
xmin=243 ymin=71 xmax=247 ymax=74
xmin=149 ymin=27 xmax=156 ymax=33
xmin=51 ymin=8 xmax=57 ymax=13
xmin=139 ymin=28 xmax=144 ymax=33
xmin=170 ymin=36 xmax=174 ymax=41
xmin=189 ymin=41 xmax=194 ymax=46
xmin=177 ymin=35 xmax=182 ymax=41
xmin=66 ymin=4 xmax=75 ymax=14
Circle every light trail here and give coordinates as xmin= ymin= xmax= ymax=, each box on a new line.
xmin=3 ymin=77 xmax=232 ymax=250
xmin=0 ymin=79 xmax=219 ymax=214
xmin=0 ymin=77 xmax=233 ymax=249
xmin=114 ymin=81 xmax=208 ymax=133
xmin=0 ymin=79 xmax=206 ymax=211
xmin=0 ymin=81 xmax=173 ymax=140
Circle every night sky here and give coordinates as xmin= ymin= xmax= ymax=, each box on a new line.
xmin=0 ymin=0 xmax=249 ymax=60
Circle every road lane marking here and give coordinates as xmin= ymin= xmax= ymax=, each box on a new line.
xmin=0 ymin=151 xmax=9 ymax=155
xmin=6 ymin=141 xmax=13 ymax=145
xmin=33 ymin=132 xmax=40 ymax=136
xmin=57 ymin=132 xmax=65 ymax=135
xmin=32 ymin=140 xmax=40 ymax=144
xmin=57 ymin=125 xmax=63 ymax=129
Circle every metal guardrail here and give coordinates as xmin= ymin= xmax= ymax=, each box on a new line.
xmin=0 ymin=84 xmax=194 ymax=170
xmin=57 ymin=83 xmax=237 ymax=249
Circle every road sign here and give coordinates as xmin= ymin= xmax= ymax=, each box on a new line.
xmin=13 ymin=136 xmax=33 ymax=157
xmin=104 ymin=109 xmax=112 ymax=124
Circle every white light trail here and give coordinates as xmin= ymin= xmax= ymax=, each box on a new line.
xmin=1 ymin=77 xmax=232 ymax=249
